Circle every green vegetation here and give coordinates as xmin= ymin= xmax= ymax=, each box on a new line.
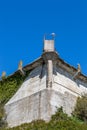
xmin=0 ymin=71 xmax=30 ymax=104
xmin=0 ymin=70 xmax=30 ymax=128
xmin=73 ymin=94 xmax=87 ymax=122
xmin=0 ymin=107 xmax=87 ymax=130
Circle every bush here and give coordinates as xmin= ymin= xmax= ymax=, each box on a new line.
xmin=0 ymin=70 xmax=30 ymax=129
xmin=51 ymin=107 xmax=68 ymax=122
xmin=73 ymin=94 xmax=87 ymax=122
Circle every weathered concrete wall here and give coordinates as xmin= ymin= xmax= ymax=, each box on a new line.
xmin=53 ymin=65 xmax=87 ymax=97
xmin=6 ymin=65 xmax=47 ymax=105
xmin=5 ymin=89 xmax=52 ymax=127
xmin=5 ymin=63 xmax=87 ymax=127
xmin=5 ymin=88 xmax=77 ymax=128
xmin=49 ymin=89 xmax=77 ymax=116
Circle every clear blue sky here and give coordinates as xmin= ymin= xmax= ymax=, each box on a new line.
xmin=0 ymin=0 xmax=87 ymax=76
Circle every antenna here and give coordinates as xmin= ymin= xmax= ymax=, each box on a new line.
xmin=44 ymin=33 xmax=56 ymax=40
xmin=50 ymin=33 xmax=56 ymax=40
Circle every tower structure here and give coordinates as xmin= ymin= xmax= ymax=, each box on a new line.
xmin=42 ymin=34 xmax=58 ymax=88
xmin=5 ymin=34 xmax=87 ymax=127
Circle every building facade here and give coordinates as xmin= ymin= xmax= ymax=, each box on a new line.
xmin=5 ymin=36 xmax=87 ymax=127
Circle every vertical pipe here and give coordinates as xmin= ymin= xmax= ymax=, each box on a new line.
xmin=47 ymin=60 xmax=53 ymax=88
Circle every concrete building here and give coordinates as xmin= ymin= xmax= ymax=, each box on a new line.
xmin=5 ymin=34 xmax=87 ymax=127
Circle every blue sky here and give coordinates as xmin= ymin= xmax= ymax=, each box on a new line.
xmin=0 ymin=0 xmax=87 ymax=76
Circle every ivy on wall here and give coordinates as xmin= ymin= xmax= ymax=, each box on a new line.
xmin=0 ymin=70 xmax=30 ymax=128
xmin=0 ymin=70 xmax=30 ymax=104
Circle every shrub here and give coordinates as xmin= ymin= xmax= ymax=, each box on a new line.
xmin=0 ymin=70 xmax=30 ymax=129
xmin=73 ymin=94 xmax=87 ymax=122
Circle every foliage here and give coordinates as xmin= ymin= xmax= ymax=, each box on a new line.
xmin=0 ymin=71 xmax=30 ymax=104
xmin=0 ymin=103 xmax=6 ymax=128
xmin=51 ymin=107 xmax=68 ymax=122
xmin=72 ymin=94 xmax=87 ymax=122
xmin=0 ymin=70 xmax=30 ymax=128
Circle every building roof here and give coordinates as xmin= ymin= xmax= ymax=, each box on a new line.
xmin=2 ymin=54 xmax=87 ymax=84
xmin=1 ymin=37 xmax=87 ymax=83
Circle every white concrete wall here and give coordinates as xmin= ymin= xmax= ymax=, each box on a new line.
xmin=51 ymin=66 xmax=87 ymax=115
xmin=6 ymin=65 xmax=47 ymax=105
xmin=5 ymin=89 xmax=52 ymax=127
xmin=5 ymin=64 xmax=87 ymax=127
xmin=53 ymin=66 xmax=87 ymax=96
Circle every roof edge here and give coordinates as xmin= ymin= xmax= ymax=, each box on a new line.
xmin=0 ymin=56 xmax=87 ymax=83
